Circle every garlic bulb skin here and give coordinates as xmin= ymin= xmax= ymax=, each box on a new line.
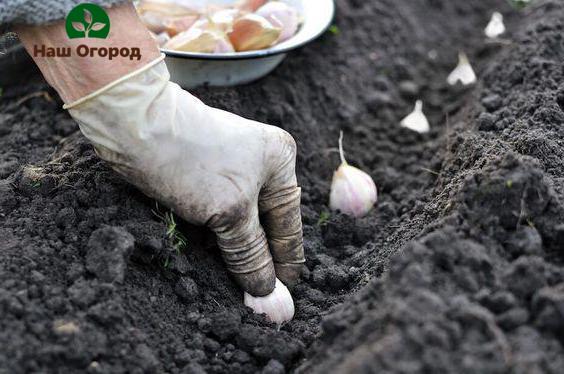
xmin=329 ymin=132 xmax=378 ymax=218
xmin=400 ymin=100 xmax=430 ymax=133
xmin=256 ymin=1 xmax=300 ymax=42
xmin=447 ymin=52 xmax=477 ymax=86
xmin=244 ymin=278 xmax=295 ymax=324
xmin=485 ymin=12 xmax=505 ymax=39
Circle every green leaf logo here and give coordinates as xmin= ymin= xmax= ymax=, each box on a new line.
xmin=65 ymin=4 xmax=110 ymax=39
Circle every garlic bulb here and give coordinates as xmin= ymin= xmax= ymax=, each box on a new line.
xmin=228 ymin=14 xmax=281 ymax=52
xmin=485 ymin=12 xmax=505 ymax=39
xmin=329 ymin=132 xmax=378 ymax=218
xmin=244 ymin=278 xmax=294 ymax=324
xmin=256 ymin=1 xmax=300 ymax=43
xmin=400 ymin=100 xmax=430 ymax=133
xmin=447 ymin=52 xmax=477 ymax=86
xmin=164 ymin=25 xmax=234 ymax=53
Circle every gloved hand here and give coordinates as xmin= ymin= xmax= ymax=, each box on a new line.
xmin=64 ymin=56 xmax=305 ymax=296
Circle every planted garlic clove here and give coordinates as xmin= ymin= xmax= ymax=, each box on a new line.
xmin=447 ymin=52 xmax=477 ymax=86
xmin=400 ymin=100 xmax=430 ymax=133
xmin=329 ymin=132 xmax=377 ymax=218
xmin=228 ymin=14 xmax=281 ymax=52
xmin=164 ymin=26 xmax=234 ymax=53
xmin=485 ymin=12 xmax=505 ymax=39
xmin=244 ymin=278 xmax=294 ymax=324
xmin=256 ymin=1 xmax=300 ymax=42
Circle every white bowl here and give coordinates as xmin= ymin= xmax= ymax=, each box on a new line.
xmin=161 ymin=0 xmax=335 ymax=88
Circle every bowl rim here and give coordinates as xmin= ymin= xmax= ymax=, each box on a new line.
xmin=160 ymin=0 xmax=335 ymax=61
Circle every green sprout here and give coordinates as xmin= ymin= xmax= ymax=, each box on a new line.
xmin=507 ymin=0 xmax=533 ymax=10
xmin=328 ymin=25 xmax=340 ymax=35
xmin=153 ymin=206 xmax=187 ymax=255
xmin=317 ymin=210 xmax=331 ymax=226
xmin=164 ymin=211 xmax=187 ymax=254
xmin=506 ymin=180 xmax=513 ymax=188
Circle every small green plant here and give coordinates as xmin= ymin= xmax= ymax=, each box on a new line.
xmin=164 ymin=211 xmax=187 ymax=254
xmin=507 ymin=0 xmax=533 ymax=10
xmin=317 ymin=210 xmax=331 ymax=226
xmin=153 ymin=206 xmax=187 ymax=254
xmin=328 ymin=25 xmax=340 ymax=35
xmin=506 ymin=180 xmax=513 ymax=188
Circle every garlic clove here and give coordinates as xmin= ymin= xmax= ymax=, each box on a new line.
xmin=209 ymin=9 xmax=241 ymax=32
xmin=164 ymin=15 xmax=199 ymax=37
xmin=244 ymin=278 xmax=295 ymax=324
xmin=149 ymin=30 xmax=171 ymax=47
xmin=400 ymin=100 xmax=430 ymax=133
xmin=164 ymin=25 xmax=234 ymax=53
xmin=447 ymin=52 xmax=477 ymax=86
xmin=329 ymin=132 xmax=377 ymax=218
xmin=137 ymin=0 xmax=199 ymax=34
xmin=485 ymin=12 xmax=506 ymax=39
xmin=236 ymin=0 xmax=267 ymax=12
xmin=256 ymin=1 xmax=300 ymax=43
xmin=228 ymin=14 xmax=281 ymax=52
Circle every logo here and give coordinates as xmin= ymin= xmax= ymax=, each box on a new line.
xmin=33 ymin=3 xmax=141 ymax=61
xmin=65 ymin=3 xmax=110 ymax=39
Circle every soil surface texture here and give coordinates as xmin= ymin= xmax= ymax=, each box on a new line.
xmin=1 ymin=0 xmax=564 ymax=373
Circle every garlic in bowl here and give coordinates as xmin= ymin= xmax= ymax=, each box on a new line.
xmin=136 ymin=0 xmax=335 ymax=88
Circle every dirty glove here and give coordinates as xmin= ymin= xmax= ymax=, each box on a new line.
xmin=64 ymin=55 xmax=305 ymax=296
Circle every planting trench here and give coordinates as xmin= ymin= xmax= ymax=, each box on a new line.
xmin=2 ymin=0 xmax=564 ymax=373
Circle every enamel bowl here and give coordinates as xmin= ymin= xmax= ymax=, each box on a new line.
xmin=161 ymin=0 xmax=335 ymax=88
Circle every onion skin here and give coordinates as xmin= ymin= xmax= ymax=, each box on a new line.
xmin=256 ymin=1 xmax=300 ymax=42
xmin=244 ymin=278 xmax=295 ymax=324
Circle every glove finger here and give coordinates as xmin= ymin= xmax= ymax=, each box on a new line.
xmin=259 ymin=130 xmax=305 ymax=287
xmin=259 ymin=186 xmax=305 ymax=287
xmin=209 ymin=205 xmax=276 ymax=297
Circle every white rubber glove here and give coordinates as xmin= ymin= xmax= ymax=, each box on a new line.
xmin=64 ymin=55 xmax=305 ymax=297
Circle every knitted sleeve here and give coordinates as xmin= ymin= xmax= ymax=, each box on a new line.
xmin=0 ymin=0 xmax=129 ymax=26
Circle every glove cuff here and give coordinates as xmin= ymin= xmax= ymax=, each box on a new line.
xmin=63 ymin=53 xmax=166 ymax=110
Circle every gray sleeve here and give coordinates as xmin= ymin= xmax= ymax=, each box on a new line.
xmin=0 ymin=0 xmax=129 ymax=26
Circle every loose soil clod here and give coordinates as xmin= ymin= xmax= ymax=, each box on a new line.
xmin=1 ymin=1 xmax=564 ymax=373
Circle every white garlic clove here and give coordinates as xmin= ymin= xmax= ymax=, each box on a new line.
xmin=329 ymin=132 xmax=377 ymax=218
xmin=400 ymin=100 xmax=430 ymax=133
xmin=256 ymin=1 xmax=300 ymax=43
xmin=149 ymin=31 xmax=171 ymax=47
xmin=485 ymin=12 xmax=506 ymax=39
xmin=447 ymin=52 xmax=477 ymax=86
xmin=244 ymin=278 xmax=295 ymax=324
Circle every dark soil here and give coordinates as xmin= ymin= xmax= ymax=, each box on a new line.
xmin=1 ymin=0 xmax=564 ymax=373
